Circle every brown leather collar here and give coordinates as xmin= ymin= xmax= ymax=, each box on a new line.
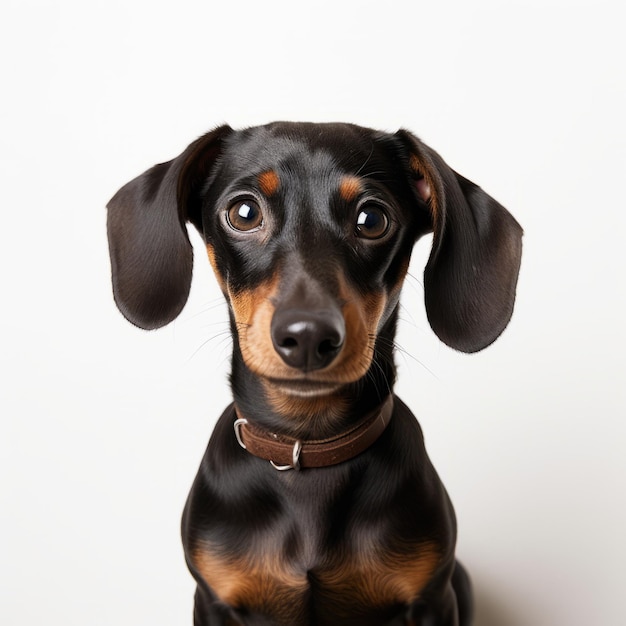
xmin=233 ymin=395 xmax=394 ymax=470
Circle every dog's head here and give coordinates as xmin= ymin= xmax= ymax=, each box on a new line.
xmin=108 ymin=123 xmax=522 ymax=417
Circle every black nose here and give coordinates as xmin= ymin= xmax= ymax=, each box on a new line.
xmin=271 ymin=308 xmax=346 ymax=371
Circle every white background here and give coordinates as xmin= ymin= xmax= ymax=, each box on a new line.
xmin=1 ymin=1 xmax=624 ymax=624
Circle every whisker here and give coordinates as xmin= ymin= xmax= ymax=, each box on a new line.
xmin=354 ymin=144 xmax=375 ymax=176
xmin=187 ymin=328 xmax=232 ymax=364
xmin=367 ymin=356 xmax=393 ymax=397
xmin=394 ymin=344 xmax=439 ymax=381
xmin=184 ymin=299 xmax=227 ymax=322
xmin=368 ymin=332 xmax=439 ymax=380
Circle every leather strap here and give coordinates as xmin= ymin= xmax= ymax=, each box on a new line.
xmin=233 ymin=395 xmax=394 ymax=470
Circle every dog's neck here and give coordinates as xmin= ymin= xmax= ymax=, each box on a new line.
xmin=229 ymin=310 xmax=399 ymax=440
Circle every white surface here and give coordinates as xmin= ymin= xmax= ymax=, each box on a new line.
xmin=1 ymin=1 xmax=624 ymax=624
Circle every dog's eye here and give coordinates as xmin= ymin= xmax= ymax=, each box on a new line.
xmin=227 ymin=199 xmax=263 ymax=232
xmin=355 ymin=204 xmax=390 ymax=240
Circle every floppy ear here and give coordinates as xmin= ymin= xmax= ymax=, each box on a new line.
xmin=106 ymin=125 xmax=232 ymax=329
xmin=396 ymin=130 xmax=523 ymax=353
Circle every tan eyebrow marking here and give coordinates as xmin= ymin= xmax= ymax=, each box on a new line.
xmin=257 ymin=170 xmax=280 ymax=196
xmin=338 ymin=176 xmax=363 ymax=202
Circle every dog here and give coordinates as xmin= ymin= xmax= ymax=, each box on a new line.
xmin=107 ymin=122 xmax=522 ymax=625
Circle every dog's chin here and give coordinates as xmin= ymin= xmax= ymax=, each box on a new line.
xmin=266 ymin=378 xmax=343 ymax=399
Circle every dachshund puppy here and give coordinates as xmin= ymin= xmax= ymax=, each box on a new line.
xmin=107 ymin=122 xmax=522 ymax=625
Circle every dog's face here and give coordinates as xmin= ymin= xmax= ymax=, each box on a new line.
xmin=107 ymin=122 xmax=522 ymax=420
xmin=198 ymin=124 xmax=430 ymax=412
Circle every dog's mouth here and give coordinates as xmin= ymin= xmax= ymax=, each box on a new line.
xmin=265 ymin=377 xmax=343 ymax=398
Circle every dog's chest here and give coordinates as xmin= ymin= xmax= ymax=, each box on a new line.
xmin=190 ymin=489 xmax=441 ymax=625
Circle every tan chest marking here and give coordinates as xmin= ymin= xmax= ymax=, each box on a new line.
xmin=192 ymin=540 xmax=440 ymax=619
xmin=192 ymin=545 xmax=308 ymax=623
xmin=317 ymin=541 xmax=441 ymax=609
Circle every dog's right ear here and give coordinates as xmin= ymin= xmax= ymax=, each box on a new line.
xmin=107 ymin=125 xmax=232 ymax=330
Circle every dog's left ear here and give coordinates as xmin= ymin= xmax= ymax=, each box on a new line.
xmin=395 ymin=130 xmax=523 ymax=353
xmin=107 ymin=125 xmax=232 ymax=330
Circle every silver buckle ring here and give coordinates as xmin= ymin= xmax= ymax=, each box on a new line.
xmin=233 ymin=418 xmax=248 ymax=449
xmin=270 ymin=440 xmax=302 ymax=471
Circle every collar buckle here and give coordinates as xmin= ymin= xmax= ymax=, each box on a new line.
xmin=235 ymin=418 xmax=302 ymax=471
xmin=270 ymin=440 xmax=302 ymax=471
xmin=233 ymin=395 xmax=394 ymax=471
